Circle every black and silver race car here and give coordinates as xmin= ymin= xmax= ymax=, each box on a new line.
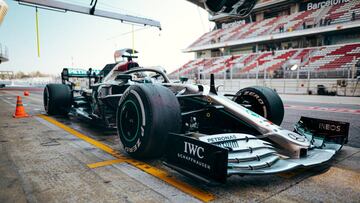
xmin=44 ymin=50 xmax=349 ymax=183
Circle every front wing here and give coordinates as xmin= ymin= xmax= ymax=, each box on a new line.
xmin=164 ymin=117 xmax=349 ymax=184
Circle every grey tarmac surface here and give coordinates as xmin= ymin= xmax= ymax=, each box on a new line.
xmin=280 ymin=102 xmax=360 ymax=148
xmin=0 ymin=88 xmax=359 ymax=202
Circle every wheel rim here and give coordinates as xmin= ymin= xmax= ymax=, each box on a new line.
xmin=119 ymin=100 xmax=140 ymax=142
xmin=236 ymin=97 xmax=267 ymax=118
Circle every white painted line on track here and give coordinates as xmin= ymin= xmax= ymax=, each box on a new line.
xmin=3 ymin=90 xmax=43 ymax=103
xmin=0 ymin=97 xmax=15 ymax=107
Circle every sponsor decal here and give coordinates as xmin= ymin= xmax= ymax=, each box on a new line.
xmin=206 ymin=134 xmax=237 ymax=143
xmin=298 ymin=117 xmax=349 ymax=144
xmin=65 ymin=68 xmax=101 ymax=76
xmin=177 ymin=141 xmax=210 ymax=170
xmin=243 ymin=91 xmax=265 ymax=105
xmin=201 ymin=134 xmax=263 ymax=151
xmin=307 ymin=0 xmax=350 ymax=11
xmin=124 ymin=139 xmax=141 ymax=153
xmin=184 ymin=141 xmax=205 ymax=159
xmin=164 ymin=134 xmax=228 ymax=183
xmin=205 ymin=135 xmax=240 ymax=149
xmin=245 ymin=109 xmax=261 ymax=118
xmin=318 ymin=123 xmax=341 ymax=132
xmin=177 ymin=153 xmax=210 ymax=170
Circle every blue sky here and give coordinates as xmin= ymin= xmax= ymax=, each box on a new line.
xmin=0 ymin=0 xmax=213 ymax=74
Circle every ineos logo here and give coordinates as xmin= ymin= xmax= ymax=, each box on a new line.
xmin=184 ymin=141 xmax=204 ymax=159
xmin=319 ymin=123 xmax=341 ymax=132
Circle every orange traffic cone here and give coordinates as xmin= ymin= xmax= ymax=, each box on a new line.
xmin=13 ymin=96 xmax=30 ymax=118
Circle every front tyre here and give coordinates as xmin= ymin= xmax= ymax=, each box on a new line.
xmin=233 ymin=86 xmax=284 ymax=125
xmin=116 ymin=84 xmax=181 ymax=158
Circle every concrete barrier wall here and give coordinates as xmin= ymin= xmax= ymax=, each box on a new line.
xmin=197 ymin=78 xmax=360 ymax=96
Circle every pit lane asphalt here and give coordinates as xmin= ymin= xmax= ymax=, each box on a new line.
xmin=0 ymin=88 xmax=359 ymax=202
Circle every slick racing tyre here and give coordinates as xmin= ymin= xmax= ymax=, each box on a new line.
xmin=43 ymin=84 xmax=72 ymax=115
xmin=233 ymin=86 xmax=284 ymax=125
xmin=116 ymin=84 xmax=181 ymax=158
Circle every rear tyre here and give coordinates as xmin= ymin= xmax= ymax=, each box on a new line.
xmin=116 ymin=84 xmax=181 ymax=158
xmin=233 ymin=86 xmax=284 ymax=125
xmin=43 ymin=84 xmax=72 ymax=115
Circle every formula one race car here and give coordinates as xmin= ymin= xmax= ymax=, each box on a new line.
xmin=44 ymin=50 xmax=349 ymax=183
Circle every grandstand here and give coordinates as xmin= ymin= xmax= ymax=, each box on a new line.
xmin=170 ymin=0 xmax=360 ymax=94
xmin=174 ymin=43 xmax=360 ymax=78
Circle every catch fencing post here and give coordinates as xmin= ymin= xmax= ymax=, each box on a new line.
xmin=351 ymin=56 xmax=357 ymax=94
xmin=283 ymin=65 xmax=286 ymax=94
xmin=230 ymin=66 xmax=233 ymax=91
xmin=296 ymin=67 xmax=300 ymax=92
xmin=307 ymin=69 xmax=310 ymax=94
xmin=264 ymin=65 xmax=267 ymax=86
xmin=351 ymin=56 xmax=356 ymax=79
xmin=256 ymin=60 xmax=259 ymax=85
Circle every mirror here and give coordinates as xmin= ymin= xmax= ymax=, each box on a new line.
xmin=180 ymin=76 xmax=188 ymax=84
xmin=115 ymin=74 xmax=132 ymax=81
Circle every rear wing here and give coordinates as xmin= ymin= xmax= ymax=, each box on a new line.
xmin=61 ymin=68 xmax=102 ymax=88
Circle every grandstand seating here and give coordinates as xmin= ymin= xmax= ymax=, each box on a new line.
xmin=170 ymin=43 xmax=360 ymax=79
xmin=327 ymin=0 xmax=360 ymax=24
xmin=188 ymin=1 xmax=360 ymax=49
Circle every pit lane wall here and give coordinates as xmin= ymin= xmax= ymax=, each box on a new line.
xmin=197 ymin=78 xmax=360 ymax=96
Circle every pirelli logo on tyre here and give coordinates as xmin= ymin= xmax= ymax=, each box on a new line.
xmin=242 ymin=91 xmax=265 ymax=105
